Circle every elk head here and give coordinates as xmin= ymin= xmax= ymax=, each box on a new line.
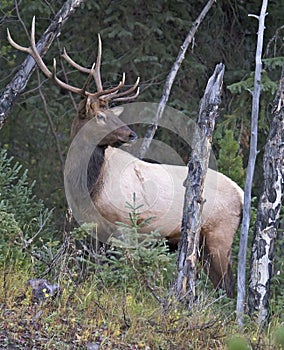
xmin=7 ymin=16 xmax=139 ymax=147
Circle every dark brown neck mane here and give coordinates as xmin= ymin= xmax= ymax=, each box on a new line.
xmin=87 ymin=145 xmax=106 ymax=198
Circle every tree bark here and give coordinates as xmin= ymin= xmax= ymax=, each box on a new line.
xmin=0 ymin=0 xmax=86 ymax=129
xmin=236 ymin=0 xmax=268 ymax=325
xmin=175 ymin=63 xmax=225 ymax=305
xmin=138 ymin=0 xmax=216 ymax=160
xmin=248 ymin=67 xmax=284 ymax=324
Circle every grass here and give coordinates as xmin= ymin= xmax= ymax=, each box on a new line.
xmin=1 ymin=261 xmax=283 ymax=350
xmin=1 ymin=149 xmax=283 ymax=349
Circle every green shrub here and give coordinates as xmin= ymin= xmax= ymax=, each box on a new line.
xmin=0 ymin=149 xmax=47 ymax=228
xmin=217 ymin=130 xmax=245 ymax=187
xmin=0 ymin=149 xmax=54 ymax=269
xmin=226 ymin=335 xmax=250 ymax=350
xmin=97 ymin=194 xmax=176 ymax=293
xmin=0 ymin=210 xmax=23 ymax=264
xmin=274 ymin=326 xmax=284 ymax=348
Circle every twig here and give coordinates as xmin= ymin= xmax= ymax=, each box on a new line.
xmin=56 ymin=38 xmax=78 ymax=112
xmin=15 ymin=209 xmax=53 ymax=250
xmin=264 ymin=25 xmax=284 ymax=57
xmin=37 ymin=70 xmax=65 ymax=176
xmin=14 ymin=0 xmax=30 ymax=39
xmin=138 ymin=0 xmax=216 ymax=159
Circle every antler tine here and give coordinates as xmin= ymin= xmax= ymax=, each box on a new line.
xmin=7 ymin=28 xmax=30 ymax=54
xmin=93 ymin=34 xmax=103 ymax=92
xmin=7 ymin=16 xmax=84 ymax=95
xmin=62 ymin=48 xmax=92 ymax=75
xmin=113 ymin=87 xmax=140 ymax=102
xmin=51 ymin=58 xmax=84 ymax=94
xmin=8 ymin=19 xmax=140 ymax=101
xmin=29 ymin=17 xmax=57 ymax=79
xmin=7 ymin=17 xmax=52 ymax=79
xmin=109 ymin=76 xmax=140 ymax=101
xmin=62 ymin=34 xmax=104 ymax=93
xmin=90 ymin=72 xmax=126 ymax=98
xmin=81 ymin=62 xmax=96 ymax=94
xmin=62 ymin=46 xmax=124 ymax=97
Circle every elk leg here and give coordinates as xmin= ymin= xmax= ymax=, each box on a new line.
xmin=201 ymin=231 xmax=235 ymax=297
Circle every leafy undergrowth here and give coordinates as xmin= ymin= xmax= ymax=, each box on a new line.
xmin=1 ymin=150 xmax=284 ymax=349
xmin=0 ymin=265 xmax=283 ymax=350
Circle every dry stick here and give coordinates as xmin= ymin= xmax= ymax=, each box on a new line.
xmin=236 ymin=0 xmax=268 ymax=326
xmin=14 ymin=0 xmax=30 ymax=39
xmin=138 ymin=0 xmax=216 ymax=159
xmin=264 ymin=25 xmax=284 ymax=57
xmin=0 ymin=0 xmax=86 ymax=128
xmin=175 ymin=63 xmax=225 ymax=305
xmin=37 ymin=70 xmax=65 ymax=176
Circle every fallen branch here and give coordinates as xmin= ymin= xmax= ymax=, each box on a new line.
xmin=0 ymin=0 xmax=86 ymax=128
xmin=138 ymin=0 xmax=216 ymax=159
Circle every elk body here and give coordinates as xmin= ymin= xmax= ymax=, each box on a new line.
xmin=8 ymin=18 xmax=243 ymax=297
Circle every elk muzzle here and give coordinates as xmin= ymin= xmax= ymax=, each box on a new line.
xmin=99 ymin=125 xmax=137 ymax=147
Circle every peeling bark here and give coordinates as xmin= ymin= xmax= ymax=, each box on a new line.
xmin=237 ymin=0 xmax=268 ymax=325
xmin=175 ymin=63 xmax=225 ymax=304
xmin=248 ymin=68 xmax=284 ymax=324
xmin=0 ymin=0 xmax=86 ymax=129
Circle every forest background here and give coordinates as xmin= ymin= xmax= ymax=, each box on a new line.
xmin=1 ymin=0 xmax=283 ymax=215
xmin=0 ymin=0 xmax=284 ymax=349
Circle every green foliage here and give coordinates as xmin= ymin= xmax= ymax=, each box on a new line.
xmin=226 ymin=335 xmax=250 ymax=350
xmin=0 ymin=2 xmax=283 ymax=343
xmin=98 ymin=194 xmax=175 ymax=291
xmin=217 ymin=130 xmax=245 ymax=187
xmin=263 ymin=56 xmax=284 ymax=70
xmin=1 ymin=0 xmax=283 ymax=222
xmin=0 ymin=158 xmax=284 ymax=348
xmin=0 ymin=149 xmax=50 ymax=232
xmin=274 ymin=326 xmax=284 ymax=348
xmin=227 ymin=70 xmax=278 ymax=95
xmin=0 ymin=149 xmax=54 ymax=268
xmin=0 ymin=210 xmax=23 ymax=264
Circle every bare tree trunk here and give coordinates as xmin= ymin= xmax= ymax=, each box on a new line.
xmin=248 ymin=67 xmax=284 ymax=324
xmin=0 ymin=0 xmax=86 ymax=129
xmin=236 ymin=0 xmax=268 ymax=325
xmin=175 ymin=63 xmax=225 ymax=305
xmin=138 ymin=0 xmax=216 ymax=160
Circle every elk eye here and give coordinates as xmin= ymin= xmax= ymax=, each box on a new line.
xmin=97 ymin=114 xmax=106 ymax=122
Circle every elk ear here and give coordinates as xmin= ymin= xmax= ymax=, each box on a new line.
xmin=78 ymin=96 xmax=99 ymax=119
xmin=110 ymin=106 xmax=124 ymax=117
xmin=77 ymin=97 xmax=89 ymax=119
xmin=85 ymin=96 xmax=94 ymax=117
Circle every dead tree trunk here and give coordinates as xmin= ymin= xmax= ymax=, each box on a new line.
xmin=0 ymin=0 xmax=86 ymax=129
xmin=175 ymin=63 xmax=225 ymax=305
xmin=248 ymin=68 xmax=284 ymax=324
xmin=236 ymin=0 xmax=268 ymax=325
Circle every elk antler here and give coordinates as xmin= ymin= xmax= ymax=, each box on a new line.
xmin=61 ymin=35 xmax=140 ymax=102
xmin=7 ymin=16 xmax=140 ymax=101
xmin=7 ymin=17 xmax=85 ymax=95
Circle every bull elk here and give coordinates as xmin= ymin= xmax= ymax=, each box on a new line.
xmin=8 ymin=17 xmax=244 ymax=297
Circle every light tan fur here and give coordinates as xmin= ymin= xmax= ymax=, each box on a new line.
xmin=95 ymin=147 xmax=243 ymax=296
